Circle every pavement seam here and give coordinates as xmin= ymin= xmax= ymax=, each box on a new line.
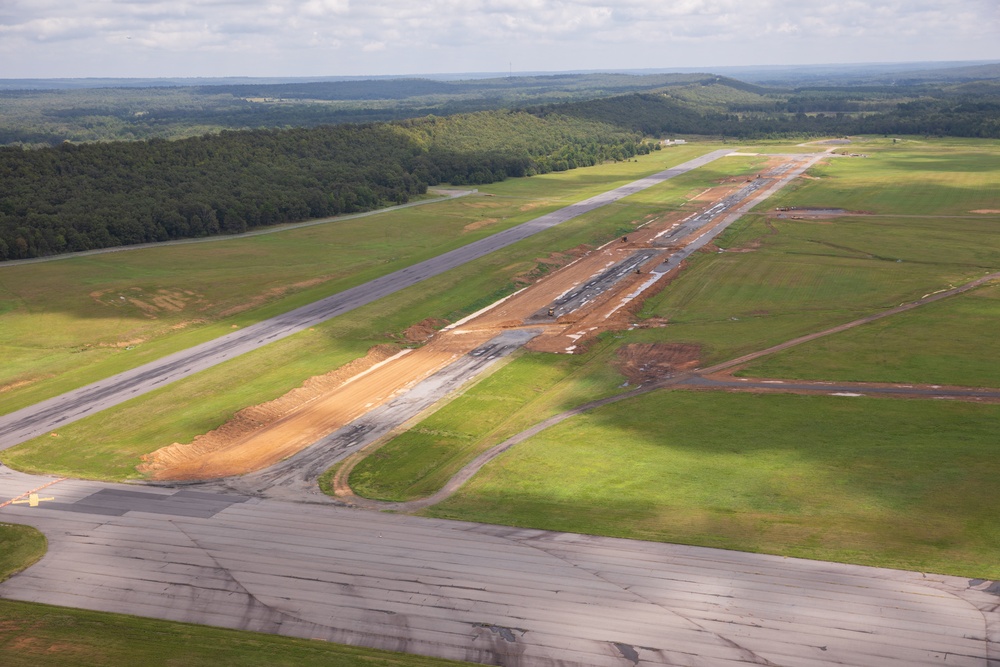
xmin=167 ymin=519 xmax=323 ymax=634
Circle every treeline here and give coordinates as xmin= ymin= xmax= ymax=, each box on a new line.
xmin=550 ymin=92 xmax=1000 ymax=139
xmin=0 ymin=111 xmax=651 ymax=260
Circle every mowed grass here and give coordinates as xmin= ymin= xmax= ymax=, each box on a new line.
xmin=425 ymin=391 xmax=1000 ymax=579
xmin=741 ymin=282 xmax=1000 ymax=386
xmin=764 ymin=137 xmax=1000 ymax=215
xmin=637 ymin=212 xmax=1000 ymax=365
xmin=349 ymin=339 xmax=630 ymax=502
xmin=0 ymin=523 xmax=46 ymax=583
xmin=3 ymin=149 xmax=764 ymax=480
xmin=0 ymin=599 xmax=467 ymax=667
xmin=0 ymin=143 xmax=718 ymax=416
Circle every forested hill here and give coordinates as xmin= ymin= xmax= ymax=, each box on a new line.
xmin=546 ymin=90 xmax=1000 ymax=139
xmin=0 ymin=111 xmax=653 ymax=260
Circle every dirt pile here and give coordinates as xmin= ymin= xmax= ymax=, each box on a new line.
xmin=401 ymin=318 xmax=449 ymax=343
xmin=615 ymin=343 xmax=700 ymax=385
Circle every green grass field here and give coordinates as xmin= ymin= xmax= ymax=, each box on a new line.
xmin=349 ymin=340 xmax=630 ymax=502
xmin=0 ymin=599 xmax=471 ymax=667
xmin=0 ymin=523 xmax=46 ymax=583
xmin=739 ymin=282 xmax=1000 ymax=385
xmin=424 ymin=391 xmax=1000 ymax=579
xmin=764 ymin=137 xmax=1000 ymax=215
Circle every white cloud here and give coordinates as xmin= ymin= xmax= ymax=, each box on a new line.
xmin=0 ymin=0 xmax=996 ymax=77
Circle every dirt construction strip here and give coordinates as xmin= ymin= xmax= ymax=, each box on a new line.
xmin=334 ymin=271 xmax=1000 ymax=512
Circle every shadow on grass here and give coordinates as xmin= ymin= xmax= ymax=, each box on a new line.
xmin=427 ymin=390 xmax=1000 ymax=578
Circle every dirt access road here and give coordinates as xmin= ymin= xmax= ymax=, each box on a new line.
xmin=143 ymin=154 xmax=815 ymax=481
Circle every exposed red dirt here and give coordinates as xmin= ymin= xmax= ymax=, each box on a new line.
xmin=616 ymin=343 xmax=701 ymax=385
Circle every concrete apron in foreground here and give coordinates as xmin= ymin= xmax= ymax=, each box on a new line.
xmin=1 ymin=467 xmax=997 ymax=667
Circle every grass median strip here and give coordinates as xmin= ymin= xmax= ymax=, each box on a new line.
xmin=0 ymin=599 xmax=470 ymax=667
xmin=0 ymin=523 xmax=46 ymax=583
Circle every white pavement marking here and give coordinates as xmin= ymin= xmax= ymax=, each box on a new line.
xmin=1 ymin=468 xmax=996 ymax=666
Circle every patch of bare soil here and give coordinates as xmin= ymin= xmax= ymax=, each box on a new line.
xmin=0 ymin=378 xmax=35 ymax=394
xmin=462 ymin=217 xmax=501 ymax=232
xmin=217 ymin=277 xmax=329 ymax=317
xmin=510 ymin=245 xmax=592 ymax=287
xmin=616 ymin=343 xmax=700 ymax=384
xmin=90 ymin=287 xmax=209 ymax=318
xmin=971 ymin=209 xmax=1000 ymax=214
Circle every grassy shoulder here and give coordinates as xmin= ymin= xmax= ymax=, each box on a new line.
xmin=424 ymin=390 xmax=1000 ymax=580
xmin=0 ymin=598 xmax=471 ymax=667
xmin=0 ymin=523 xmax=46 ymax=583
xmin=348 ymin=341 xmax=628 ymax=501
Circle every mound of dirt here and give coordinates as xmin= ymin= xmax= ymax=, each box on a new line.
xmin=401 ymin=318 xmax=449 ymax=343
xmin=615 ymin=343 xmax=700 ymax=385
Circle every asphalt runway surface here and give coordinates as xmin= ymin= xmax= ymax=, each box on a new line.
xmin=0 ymin=149 xmax=732 ymax=451
xmin=2 ymin=467 xmax=997 ymax=667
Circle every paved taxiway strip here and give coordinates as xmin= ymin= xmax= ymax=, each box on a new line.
xmin=0 ymin=150 xmax=732 ymax=451
xmin=1 ymin=466 xmax=996 ymax=666
xmin=682 ymin=375 xmax=1000 ymax=401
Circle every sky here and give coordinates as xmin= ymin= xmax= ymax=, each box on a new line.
xmin=1 ymin=0 xmax=998 ymax=79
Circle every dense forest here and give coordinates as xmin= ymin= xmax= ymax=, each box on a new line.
xmin=0 ymin=111 xmax=652 ymax=260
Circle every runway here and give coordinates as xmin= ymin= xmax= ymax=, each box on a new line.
xmin=2 ymin=466 xmax=996 ymax=666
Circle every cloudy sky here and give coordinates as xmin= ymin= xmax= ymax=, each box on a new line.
xmin=2 ymin=0 xmax=998 ymax=79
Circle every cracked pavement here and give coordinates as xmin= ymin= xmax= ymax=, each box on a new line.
xmin=2 ymin=465 xmax=997 ymax=666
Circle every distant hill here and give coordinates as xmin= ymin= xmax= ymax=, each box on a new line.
xmin=883 ymin=62 xmax=1000 ymax=84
